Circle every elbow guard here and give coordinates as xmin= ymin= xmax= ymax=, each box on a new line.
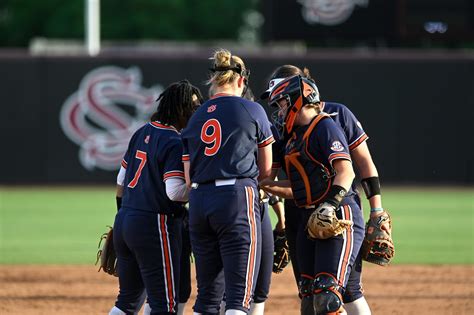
xmin=361 ymin=176 xmax=381 ymax=199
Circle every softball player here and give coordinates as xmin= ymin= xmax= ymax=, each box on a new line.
xmin=216 ymin=87 xmax=276 ymax=315
xmin=260 ymin=74 xmax=365 ymax=315
xmin=110 ymin=80 xmax=202 ymax=315
xmin=261 ymin=65 xmax=388 ymax=315
xmin=181 ymin=49 xmax=274 ymax=315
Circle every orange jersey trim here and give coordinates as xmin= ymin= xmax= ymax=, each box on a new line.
xmin=159 ymin=214 xmax=175 ymax=312
xmin=258 ymin=136 xmax=275 ymax=148
xmin=150 ymin=121 xmax=179 ymax=133
xmin=328 ymin=153 xmax=351 ymax=163
xmin=121 ymin=159 xmax=128 ymax=169
xmin=163 ymin=171 xmax=185 ymax=181
xmin=338 ymin=205 xmax=353 ymax=286
xmin=243 ymin=187 xmax=257 ymax=309
xmin=349 ymin=133 xmax=368 ymax=151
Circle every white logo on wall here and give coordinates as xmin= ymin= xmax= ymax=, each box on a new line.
xmin=298 ymin=0 xmax=369 ymax=26
xmin=60 ymin=66 xmax=162 ymax=171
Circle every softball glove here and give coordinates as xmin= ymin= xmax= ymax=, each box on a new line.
xmin=361 ymin=211 xmax=395 ymax=266
xmin=95 ymin=226 xmax=118 ymax=277
xmin=306 ymin=202 xmax=353 ymax=240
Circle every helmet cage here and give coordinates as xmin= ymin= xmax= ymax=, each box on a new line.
xmin=268 ymin=75 xmax=320 ymax=134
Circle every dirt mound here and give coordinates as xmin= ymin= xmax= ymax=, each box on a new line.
xmin=0 ymin=265 xmax=472 ymax=314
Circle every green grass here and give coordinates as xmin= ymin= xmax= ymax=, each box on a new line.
xmin=0 ymin=186 xmax=473 ymax=264
xmin=0 ymin=187 xmax=117 ymax=264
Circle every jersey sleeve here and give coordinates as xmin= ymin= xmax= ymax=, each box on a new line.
xmin=121 ymin=132 xmax=138 ymax=169
xmin=163 ymin=139 xmax=186 ymax=182
xmin=181 ymin=136 xmax=190 ymax=163
xmin=312 ymin=118 xmax=352 ymax=166
xmin=270 ymin=124 xmax=282 ymax=169
xmin=254 ymin=103 xmax=275 ymax=148
xmin=339 ymin=105 xmax=369 ymax=150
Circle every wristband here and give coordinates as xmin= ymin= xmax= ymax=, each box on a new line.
xmin=361 ymin=176 xmax=381 ymax=199
xmin=116 ymin=196 xmax=122 ymax=212
xmin=269 ymin=195 xmax=280 ymax=206
xmin=324 ymin=185 xmax=347 ymax=208
xmin=370 ymin=207 xmax=384 ymax=213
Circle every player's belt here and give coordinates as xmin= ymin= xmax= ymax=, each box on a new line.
xmin=191 ymin=178 xmax=237 ymax=189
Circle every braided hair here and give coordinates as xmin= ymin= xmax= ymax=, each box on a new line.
xmin=150 ymin=80 xmax=203 ymax=130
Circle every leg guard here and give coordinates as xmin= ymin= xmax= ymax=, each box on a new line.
xmin=299 ymin=275 xmax=314 ymax=299
xmin=313 ymin=273 xmax=344 ymax=315
xmin=299 ymin=275 xmax=315 ymax=315
xmin=300 ymin=296 xmax=314 ymax=315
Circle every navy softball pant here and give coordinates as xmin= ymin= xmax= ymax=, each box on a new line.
xmin=285 ymin=198 xmax=365 ymax=302
xmin=113 ymin=208 xmax=181 ymax=315
xmin=189 ymin=179 xmax=262 ymax=314
xmin=296 ymin=199 xmax=365 ymax=300
xmin=252 ymin=201 xmax=273 ymax=303
xmin=179 ymin=211 xmax=192 ymax=304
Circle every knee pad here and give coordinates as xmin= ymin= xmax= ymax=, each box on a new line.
xmin=298 ymin=275 xmax=314 ymax=298
xmin=313 ymin=273 xmax=343 ymax=315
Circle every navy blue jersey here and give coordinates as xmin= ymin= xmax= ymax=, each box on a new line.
xmin=274 ymin=101 xmax=368 ymax=169
xmin=321 ymin=102 xmax=368 ymax=150
xmin=182 ymin=95 xmax=274 ymax=183
xmin=285 ymin=115 xmax=356 ymax=196
xmin=270 ymin=124 xmax=282 ymax=170
xmin=121 ymin=121 xmax=186 ymax=214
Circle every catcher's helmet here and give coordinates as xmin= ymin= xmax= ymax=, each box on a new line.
xmin=268 ymin=75 xmax=320 ymax=134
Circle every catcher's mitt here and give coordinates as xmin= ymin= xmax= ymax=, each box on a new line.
xmin=273 ymin=229 xmax=290 ymax=273
xmin=306 ymin=202 xmax=353 ymax=240
xmin=361 ymin=211 xmax=395 ymax=266
xmin=95 ymin=226 xmax=118 ymax=277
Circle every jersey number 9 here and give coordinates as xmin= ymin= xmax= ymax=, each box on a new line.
xmin=201 ymin=119 xmax=222 ymax=156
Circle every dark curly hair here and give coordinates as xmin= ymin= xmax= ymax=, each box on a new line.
xmin=150 ymin=80 xmax=203 ymax=130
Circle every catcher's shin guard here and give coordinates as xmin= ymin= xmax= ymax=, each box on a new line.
xmin=313 ymin=273 xmax=344 ymax=315
xmin=299 ymin=275 xmax=314 ymax=298
xmin=299 ymin=275 xmax=315 ymax=315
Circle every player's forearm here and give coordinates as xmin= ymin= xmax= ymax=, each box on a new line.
xmin=183 ymin=161 xmax=192 ymax=188
xmin=352 ymin=142 xmax=379 ymax=179
xmin=260 ymin=179 xmax=293 ymax=199
xmin=258 ymin=146 xmax=273 ymax=181
xmin=271 ymin=201 xmax=286 ymax=231
xmin=332 ymin=159 xmax=355 ymax=192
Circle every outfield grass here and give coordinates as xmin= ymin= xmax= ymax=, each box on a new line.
xmin=0 ymin=186 xmax=473 ymax=264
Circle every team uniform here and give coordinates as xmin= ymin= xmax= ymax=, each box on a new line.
xmin=274 ymin=101 xmax=368 ymax=304
xmin=113 ymin=121 xmax=186 ymax=315
xmin=182 ymin=94 xmax=274 ymax=314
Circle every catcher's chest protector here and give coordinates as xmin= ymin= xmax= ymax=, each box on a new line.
xmin=285 ymin=114 xmax=334 ymax=208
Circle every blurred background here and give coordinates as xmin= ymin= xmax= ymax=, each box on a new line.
xmin=0 ymin=0 xmax=473 ymax=185
xmin=0 ymin=0 xmax=473 ymax=264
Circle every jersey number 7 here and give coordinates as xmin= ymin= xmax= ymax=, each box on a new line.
xmin=201 ymin=119 xmax=222 ymax=156
xmin=127 ymin=150 xmax=147 ymax=188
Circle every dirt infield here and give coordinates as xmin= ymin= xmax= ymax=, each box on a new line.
xmin=0 ymin=264 xmax=472 ymax=314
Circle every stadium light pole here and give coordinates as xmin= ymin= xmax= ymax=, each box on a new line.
xmin=86 ymin=0 xmax=100 ymax=56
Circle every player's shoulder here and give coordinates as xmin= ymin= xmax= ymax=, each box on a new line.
xmin=308 ymin=114 xmax=340 ymax=137
xmin=239 ymin=99 xmax=268 ymax=118
xmin=322 ymin=101 xmax=350 ymax=114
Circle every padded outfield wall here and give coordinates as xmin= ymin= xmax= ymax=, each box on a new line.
xmin=0 ymin=51 xmax=472 ymax=184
